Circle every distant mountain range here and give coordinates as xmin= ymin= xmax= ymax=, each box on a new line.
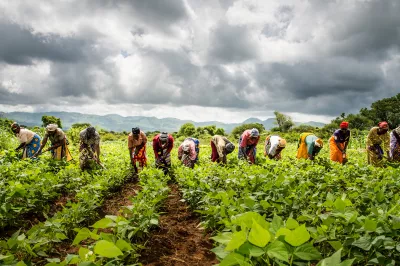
xmin=0 ymin=112 xmax=325 ymax=133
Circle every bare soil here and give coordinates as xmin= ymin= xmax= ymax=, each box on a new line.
xmin=140 ymin=184 xmax=218 ymax=266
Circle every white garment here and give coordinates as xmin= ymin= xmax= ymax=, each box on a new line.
xmin=16 ymin=128 xmax=35 ymax=144
xmin=267 ymin=135 xmax=281 ymax=157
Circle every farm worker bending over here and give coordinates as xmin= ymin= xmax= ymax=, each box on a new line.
xmin=178 ymin=138 xmax=198 ymax=168
xmin=79 ymin=126 xmax=101 ymax=170
xmin=210 ymin=135 xmax=235 ymax=164
xmin=264 ymin=135 xmax=286 ymax=160
xmin=390 ymin=125 xmax=400 ymax=162
xmin=33 ymin=124 xmax=72 ymax=161
xmin=11 ymin=122 xmax=41 ymax=159
xmin=296 ymin=133 xmax=323 ymax=160
xmin=153 ymin=132 xmax=174 ymax=174
xmin=238 ymin=128 xmax=260 ymax=164
xmin=366 ymin=122 xmax=390 ymax=166
xmin=329 ymin=122 xmax=351 ymax=164
xmin=128 ymin=127 xmax=147 ymax=173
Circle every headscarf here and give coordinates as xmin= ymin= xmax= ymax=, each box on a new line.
xmin=160 ymin=132 xmax=168 ymax=143
xmin=182 ymin=140 xmax=191 ymax=152
xmin=225 ymin=142 xmax=235 ymax=153
xmin=314 ymin=138 xmax=323 ymax=148
xmin=132 ymin=127 xmax=140 ymax=135
xmin=340 ymin=121 xmax=349 ymax=129
xmin=250 ymin=128 xmax=259 ymax=137
xmin=278 ymin=138 xmax=287 ymax=148
xmin=11 ymin=122 xmax=20 ymax=133
xmin=378 ymin=121 xmax=389 ymax=129
xmin=46 ymin=124 xmax=58 ymax=132
xmin=86 ymin=126 xmax=96 ymax=138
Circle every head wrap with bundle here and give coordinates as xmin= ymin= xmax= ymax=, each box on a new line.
xmin=314 ymin=138 xmax=323 ymax=148
xmin=225 ymin=142 xmax=235 ymax=154
xmin=378 ymin=121 xmax=389 ymax=129
xmin=46 ymin=124 xmax=58 ymax=132
xmin=182 ymin=140 xmax=191 ymax=152
xmin=278 ymin=138 xmax=287 ymax=148
xmin=250 ymin=128 xmax=259 ymax=137
xmin=340 ymin=121 xmax=349 ymax=129
xmin=86 ymin=126 xmax=96 ymax=138
xmin=11 ymin=122 xmax=20 ymax=133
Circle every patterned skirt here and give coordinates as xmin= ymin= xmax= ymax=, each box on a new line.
xmin=23 ymin=134 xmax=41 ymax=159
xmin=132 ymin=146 xmax=147 ymax=168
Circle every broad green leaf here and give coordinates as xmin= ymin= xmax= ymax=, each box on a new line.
xmin=92 ymin=218 xmax=115 ymax=229
xmin=284 ymin=225 xmax=310 ymax=247
xmin=294 ymin=243 xmax=322 ymax=260
xmin=225 ymin=231 xmax=247 ymax=251
xmin=334 ymin=198 xmax=346 ymax=212
xmin=16 ymin=262 xmax=27 ymax=266
xmin=72 ymin=228 xmax=91 ymax=245
xmin=212 ymin=232 xmax=233 ymax=244
xmin=116 ymin=239 xmax=133 ymax=252
xmin=237 ymin=242 xmax=265 ymax=257
xmin=352 ymin=237 xmax=372 ymax=251
xmin=317 ymin=249 xmax=341 ymax=266
xmin=93 ymin=240 xmax=123 ymax=258
xmin=220 ymin=251 xmax=251 ymax=266
xmin=275 ymin=228 xmax=291 ymax=238
xmin=56 ymin=233 xmax=68 ymax=240
xmin=286 ymin=218 xmax=299 ymax=229
xmin=260 ymin=200 xmax=271 ymax=209
xmin=391 ymin=216 xmax=400 ymax=230
xmin=376 ymin=190 xmax=385 ymax=203
xmin=233 ymin=212 xmax=269 ymax=230
xmin=248 ymin=220 xmax=271 ymax=247
xmin=212 ymin=245 xmax=230 ymax=259
xmin=79 ymin=247 xmax=90 ymax=260
xmin=328 ymin=241 xmax=342 ymax=251
xmin=266 ymin=240 xmax=289 ymax=262
xmin=0 ymin=255 xmax=11 ymax=260
xmin=65 ymin=254 xmax=80 ymax=264
xmin=271 ymin=215 xmax=283 ymax=234
xmin=364 ymin=218 xmax=377 ymax=232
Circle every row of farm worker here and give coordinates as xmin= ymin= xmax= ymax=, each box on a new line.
xmin=9 ymin=121 xmax=400 ymax=170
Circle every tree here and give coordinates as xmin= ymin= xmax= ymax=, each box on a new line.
xmin=231 ymin=123 xmax=265 ymax=139
xmin=178 ymin=123 xmax=196 ymax=137
xmin=42 ymin=115 xmax=62 ymax=128
xmin=215 ymin=128 xmax=225 ymax=136
xmin=368 ymin=93 xmax=400 ymax=129
xmin=71 ymin=123 xmax=91 ymax=129
xmin=274 ymin=111 xmax=294 ymax=132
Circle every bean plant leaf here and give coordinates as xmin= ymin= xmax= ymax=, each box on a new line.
xmin=271 ymin=215 xmax=283 ymax=234
xmin=286 ymin=218 xmax=299 ymax=229
xmin=293 ymin=243 xmax=322 ymax=260
xmin=364 ymin=218 xmax=377 ymax=232
xmin=237 ymin=242 xmax=265 ymax=257
xmin=212 ymin=245 xmax=230 ymax=259
xmin=284 ymin=224 xmax=310 ymax=247
xmin=72 ymin=228 xmax=91 ymax=245
xmin=352 ymin=237 xmax=373 ymax=251
xmin=116 ymin=239 xmax=133 ymax=252
xmin=334 ymin=198 xmax=346 ymax=212
xmin=248 ymin=220 xmax=271 ymax=247
xmin=266 ymin=240 xmax=289 ymax=262
xmin=220 ymin=251 xmax=251 ymax=266
xmin=212 ymin=232 xmax=233 ymax=244
xmin=92 ymin=218 xmax=115 ymax=229
xmin=225 ymin=231 xmax=247 ymax=251
xmin=93 ymin=240 xmax=123 ymax=258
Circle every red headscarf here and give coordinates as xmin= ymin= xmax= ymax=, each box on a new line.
xmin=378 ymin=121 xmax=389 ymax=129
xmin=340 ymin=121 xmax=349 ymax=129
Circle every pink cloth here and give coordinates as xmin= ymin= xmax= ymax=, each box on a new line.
xmin=178 ymin=140 xmax=196 ymax=161
xmin=240 ymin=130 xmax=260 ymax=148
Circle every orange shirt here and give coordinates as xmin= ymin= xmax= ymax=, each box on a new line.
xmin=128 ymin=131 xmax=147 ymax=149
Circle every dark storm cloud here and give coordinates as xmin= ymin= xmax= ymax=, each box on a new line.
xmin=325 ymin=0 xmax=400 ymax=60
xmin=208 ymin=21 xmax=258 ymax=63
xmin=0 ymin=20 xmax=89 ymax=65
xmin=0 ymin=0 xmax=400 ymax=117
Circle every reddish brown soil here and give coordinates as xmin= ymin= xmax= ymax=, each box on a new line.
xmin=140 ymin=184 xmax=218 ymax=266
xmin=100 ymin=181 xmax=141 ymax=216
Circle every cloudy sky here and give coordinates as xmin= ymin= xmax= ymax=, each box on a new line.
xmin=0 ymin=0 xmax=399 ymax=123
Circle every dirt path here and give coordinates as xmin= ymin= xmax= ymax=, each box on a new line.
xmin=140 ymin=184 xmax=218 ymax=266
